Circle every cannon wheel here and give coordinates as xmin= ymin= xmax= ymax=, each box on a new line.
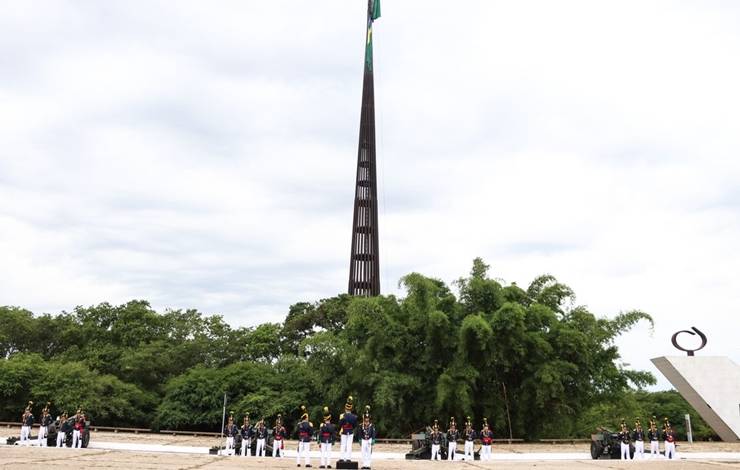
xmin=590 ymin=440 xmax=603 ymax=459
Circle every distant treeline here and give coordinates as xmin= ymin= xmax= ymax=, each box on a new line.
xmin=0 ymin=258 xmax=716 ymax=439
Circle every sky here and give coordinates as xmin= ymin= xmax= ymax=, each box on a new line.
xmin=1 ymin=1 xmax=739 ymax=390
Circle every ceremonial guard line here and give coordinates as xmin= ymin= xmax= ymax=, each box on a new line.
xmin=615 ymin=416 xmax=679 ymax=460
xmin=16 ymin=401 xmax=90 ymax=448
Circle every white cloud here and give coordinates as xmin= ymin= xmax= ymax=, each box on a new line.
xmin=1 ymin=0 xmax=739 ymax=389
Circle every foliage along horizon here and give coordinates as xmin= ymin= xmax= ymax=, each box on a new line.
xmin=0 ymin=258 xmax=715 ymax=439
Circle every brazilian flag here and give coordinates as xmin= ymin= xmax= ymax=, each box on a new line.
xmin=365 ymin=0 xmax=381 ymax=70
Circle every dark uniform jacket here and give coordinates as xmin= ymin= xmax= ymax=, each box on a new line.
xmin=224 ymin=423 xmax=239 ymax=437
xmin=648 ymin=429 xmax=659 ymax=441
xmin=254 ymin=425 xmax=268 ymax=440
xmin=23 ymin=413 xmax=34 ymax=426
xmin=464 ymin=429 xmax=477 ymax=441
xmin=42 ymin=414 xmax=53 ymax=427
xmin=358 ymin=423 xmax=376 ymax=441
xmin=319 ymin=422 xmax=336 ymax=444
xmin=480 ymin=429 xmax=493 ymax=445
xmin=298 ymin=421 xmax=314 ymax=443
xmin=632 ymin=429 xmax=644 ymax=441
xmin=241 ymin=424 xmax=253 ymax=440
xmin=60 ymin=419 xmax=72 ymax=433
xmin=273 ymin=425 xmax=286 ymax=442
xmin=430 ymin=430 xmax=443 ymax=445
xmin=339 ymin=412 xmax=357 ymax=435
xmin=618 ymin=431 xmax=630 ymax=444
xmin=447 ymin=429 xmax=459 ymax=444
xmin=663 ymin=430 xmax=677 ymax=443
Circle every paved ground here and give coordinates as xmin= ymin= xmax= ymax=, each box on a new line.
xmin=2 ymin=427 xmax=740 ymax=469
xmin=2 ymin=446 xmax=740 ymax=469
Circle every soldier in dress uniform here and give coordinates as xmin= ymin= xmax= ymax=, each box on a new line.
xmin=618 ymin=419 xmax=631 ymax=460
xmin=358 ymin=405 xmax=376 ymax=470
xmin=254 ymin=417 xmax=268 ymax=457
xmin=479 ymin=418 xmax=493 ymax=461
xmin=632 ymin=418 xmax=645 ymax=460
xmin=462 ymin=417 xmax=476 ymax=461
xmin=240 ymin=414 xmax=252 ymax=457
xmin=663 ymin=419 xmax=678 ymax=460
xmin=429 ymin=419 xmax=443 ymax=461
xmin=318 ymin=406 xmax=336 ymax=469
xmin=20 ymin=401 xmax=34 ymax=442
xmin=273 ymin=414 xmax=287 ymax=458
xmin=56 ymin=412 xmax=70 ymax=447
xmin=223 ymin=412 xmax=239 ymax=456
xmin=338 ymin=396 xmax=357 ymax=462
xmin=38 ymin=402 xmax=52 ymax=447
xmin=647 ymin=417 xmax=660 ymax=459
xmin=296 ymin=405 xmax=314 ymax=468
xmin=72 ymin=408 xmax=84 ymax=448
xmin=446 ymin=417 xmax=459 ymax=461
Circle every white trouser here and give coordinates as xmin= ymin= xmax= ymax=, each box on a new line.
xmin=38 ymin=426 xmax=47 ymax=446
xmin=21 ymin=425 xmax=30 ymax=441
xmin=634 ymin=440 xmax=644 ymax=459
xmin=464 ymin=440 xmax=474 ymax=460
xmin=481 ymin=444 xmax=492 ymax=460
xmin=256 ymin=438 xmax=265 ymax=457
xmin=225 ymin=436 xmax=234 ymax=455
xmin=273 ymin=439 xmax=284 ymax=457
xmin=431 ymin=444 xmax=441 ymax=460
xmin=57 ymin=431 xmax=65 ymax=447
xmin=665 ymin=441 xmax=676 ymax=459
xmin=650 ymin=440 xmax=659 ymax=457
xmin=296 ymin=441 xmax=311 ymax=465
xmin=72 ymin=430 xmax=81 ymax=448
xmin=361 ymin=438 xmax=372 ymax=467
xmin=241 ymin=437 xmax=250 ymax=456
xmin=447 ymin=441 xmax=456 ymax=460
xmin=340 ymin=433 xmax=353 ymax=460
xmin=620 ymin=442 xmax=630 ymax=460
xmin=320 ymin=442 xmax=332 ymax=466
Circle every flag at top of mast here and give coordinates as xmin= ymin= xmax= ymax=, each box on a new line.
xmin=365 ymin=0 xmax=381 ymax=71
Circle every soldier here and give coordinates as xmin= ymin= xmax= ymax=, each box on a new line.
xmin=663 ymin=420 xmax=678 ymax=460
xmin=429 ymin=419 xmax=443 ymax=461
xmin=273 ymin=414 xmax=287 ymax=458
xmin=647 ymin=416 xmax=660 ymax=458
xmin=57 ymin=412 xmax=70 ymax=447
xmin=358 ymin=406 xmax=376 ymax=470
xmin=318 ymin=406 xmax=336 ymax=469
xmin=618 ymin=419 xmax=631 ymax=460
xmin=296 ymin=405 xmax=314 ymax=468
xmin=446 ymin=417 xmax=459 ymax=461
xmin=338 ymin=396 xmax=357 ymax=462
xmin=20 ymin=401 xmax=34 ymax=442
xmin=462 ymin=417 xmax=476 ymax=461
xmin=240 ymin=414 xmax=252 ymax=457
xmin=254 ymin=418 xmax=268 ymax=457
xmin=632 ymin=418 xmax=645 ymax=460
xmin=223 ymin=412 xmax=239 ymax=456
xmin=479 ymin=418 xmax=493 ymax=461
xmin=38 ymin=402 xmax=52 ymax=447
xmin=72 ymin=409 xmax=84 ymax=448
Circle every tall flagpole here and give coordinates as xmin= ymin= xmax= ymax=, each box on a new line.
xmin=348 ymin=0 xmax=381 ymax=297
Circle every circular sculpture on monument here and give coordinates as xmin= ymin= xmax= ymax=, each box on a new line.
xmin=671 ymin=326 xmax=707 ymax=356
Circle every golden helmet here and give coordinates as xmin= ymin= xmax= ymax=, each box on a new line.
xmin=345 ymin=395 xmax=354 ymax=412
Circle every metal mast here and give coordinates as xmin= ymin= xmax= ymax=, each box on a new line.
xmin=348 ymin=0 xmax=381 ymax=296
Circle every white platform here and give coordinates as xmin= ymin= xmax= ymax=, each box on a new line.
xmin=652 ymin=356 xmax=740 ymax=441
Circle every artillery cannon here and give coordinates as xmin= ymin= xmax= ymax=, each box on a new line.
xmin=590 ymin=427 xmax=634 ymax=459
xmin=405 ymin=426 xmax=479 ymax=460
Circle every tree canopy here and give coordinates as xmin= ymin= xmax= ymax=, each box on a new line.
xmin=2 ymin=258 xmax=710 ymax=439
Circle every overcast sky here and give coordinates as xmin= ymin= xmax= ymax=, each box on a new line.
xmin=2 ymin=1 xmax=739 ymax=389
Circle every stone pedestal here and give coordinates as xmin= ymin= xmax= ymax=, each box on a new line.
xmin=651 ymin=356 xmax=740 ymax=441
